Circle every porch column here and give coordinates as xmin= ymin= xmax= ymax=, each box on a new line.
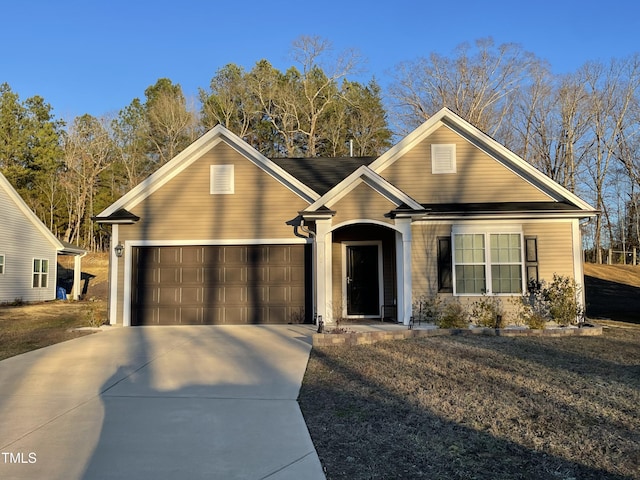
xmin=315 ymin=218 xmax=333 ymax=324
xmin=571 ymin=218 xmax=587 ymax=316
xmin=395 ymin=217 xmax=413 ymax=325
xmin=72 ymin=254 xmax=85 ymax=300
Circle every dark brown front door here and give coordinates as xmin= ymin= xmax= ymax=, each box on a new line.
xmin=131 ymin=245 xmax=308 ymax=325
xmin=346 ymin=244 xmax=379 ymax=315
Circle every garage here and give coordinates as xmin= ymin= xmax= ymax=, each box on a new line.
xmin=131 ymin=245 xmax=310 ymax=325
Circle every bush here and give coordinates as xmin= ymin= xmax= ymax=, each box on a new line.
xmin=470 ymin=295 xmax=505 ymax=328
xmin=437 ymin=301 xmax=469 ymax=329
xmin=544 ymin=274 xmax=583 ymax=326
xmin=514 ymin=275 xmax=583 ymax=328
xmin=412 ymin=294 xmax=442 ymax=324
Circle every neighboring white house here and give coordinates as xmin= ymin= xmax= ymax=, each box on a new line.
xmin=0 ymin=172 xmax=85 ymax=303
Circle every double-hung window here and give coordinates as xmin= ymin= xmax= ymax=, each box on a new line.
xmin=0 ymin=254 xmax=4 ymax=274
xmin=452 ymin=226 xmax=524 ymax=295
xmin=32 ymin=258 xmax=49 ymax=288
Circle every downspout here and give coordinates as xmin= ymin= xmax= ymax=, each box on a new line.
xmin=299 ymin=219 xmax=317 ymax=325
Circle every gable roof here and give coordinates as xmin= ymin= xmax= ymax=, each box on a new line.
xmin=271 ymin=157 xmax=375 ymax=195
xmin=97 ymin=125 xmax=321 ymax=218
xmin=369 ymin=108 xmax=597 ymax=214
xmin=0 ymin=171 xmax=79 ymax=253
xmin=305 ymin=165 xmax=424 ymax=212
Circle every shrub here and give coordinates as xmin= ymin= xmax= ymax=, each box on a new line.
xmin=412 ymin=294 xmax=442 ymax=324
xmin=437 ymin=301 xmax=469 ymax=329
xmin=514 ymin=275 xmax=583 ymax=328
xmin=84 ymin=302 xmax=105 ymax=328
xmin=470 ymin=295 xmax=505 ymax=328
xmin=544 ymin=274 xmax=583 ymax=326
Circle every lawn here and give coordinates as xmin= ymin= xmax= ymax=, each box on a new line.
xmin=0 ymin=300 xmax=105 ymax=361
xmin=0 ymin=260 xmax=638 ymax=479
xmin=299 ymin=325 xmax=640 ymax=479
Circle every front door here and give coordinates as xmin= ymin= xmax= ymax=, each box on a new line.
xmin=346 ymin=244 xmax=380 ymax=316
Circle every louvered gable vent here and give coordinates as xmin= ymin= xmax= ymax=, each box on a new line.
xmin=431 ymin=144 xmax=456 ymax=174
xmin=210 ymin=165 xmax=234 ymax=194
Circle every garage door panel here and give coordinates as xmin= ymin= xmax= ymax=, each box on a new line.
xmin=290 ymin=286 xmax=305 ymax=303
xmin=181 ymin=267 xmax=202 ymax=284
xmin=132 ymin=245 xmax=308 ymax=325
xmin=159 ymin=268 xmax=180 ymax=283
xmin=157 ymin=287 xmax=180 ymax=304
xmin=224 ymin=267 xmax=246 ymax=283
xmin=181 ymin=247 xmax=204 ymax=264
xmin=180 ymin=287 xmax=203 ymax=304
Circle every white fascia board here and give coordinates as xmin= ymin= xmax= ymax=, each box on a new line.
xmin=98 ymin=125 xmax=318 ymax=217
xmin=0 ymin=172 xmax=64 ymax=251
xmin=307 ymin=166 xmax=423 ymax=211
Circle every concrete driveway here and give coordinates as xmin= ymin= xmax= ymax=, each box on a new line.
xmin=0 ymin=325 xmax=325 ymax=480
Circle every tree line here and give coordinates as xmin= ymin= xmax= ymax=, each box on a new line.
xmin=1 ymin=36 xmax=639 ymax=259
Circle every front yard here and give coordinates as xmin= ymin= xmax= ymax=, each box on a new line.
xmin=299 ymin=323 xmax=640 ymax=479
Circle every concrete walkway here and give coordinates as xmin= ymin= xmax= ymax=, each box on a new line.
xmin=0 ymin=325 xmax=325 ymax=480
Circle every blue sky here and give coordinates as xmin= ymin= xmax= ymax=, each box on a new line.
xmin=2 ymin=0 xmax=639 ymax=121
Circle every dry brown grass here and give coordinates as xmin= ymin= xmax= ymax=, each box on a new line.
xmin=0 ymin=301 xmax=104 ymax=360
xmin=584 ymin=263 xmax=640 ymax=288
xmin=300 ymin=325 xmax=640 ymax=479
xmin=0 ymin=252 xmax=110 ymax=361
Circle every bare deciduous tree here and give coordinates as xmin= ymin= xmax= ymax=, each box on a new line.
xmin=389 ymin=38 xmax=541 ymax=137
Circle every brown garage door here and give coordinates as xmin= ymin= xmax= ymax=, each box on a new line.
xmin=131 ymin=245 xmax=309 ymax=325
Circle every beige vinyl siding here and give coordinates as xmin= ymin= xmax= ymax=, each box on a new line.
xmin=329 ymin=183 xmax=396 ymax=226
xmin=380 ymin=126 xmax=552 ymax=204
xmin=523 ymin=222 xmax=576 ymax=281
xmin=411 ymin=223 xmax=452 ymax=298
xmin=121 ymin=143 xmax=309 ymax=242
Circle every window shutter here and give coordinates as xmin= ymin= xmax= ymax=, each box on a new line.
xmin=210 ymin=165 xmax=234 ymax=194
xmin=431 ymin=144 xmax=456 ymax=174
xmin=525 ymin=236 xmax=539 ymax=289
xmin=438 ymin=237 xmax=453 ymax=292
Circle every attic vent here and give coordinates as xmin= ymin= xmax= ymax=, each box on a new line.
xmin=431 ymin=144 xmax=456 ymax=174
xmin=210 ymin=165 xmax=234 ymax=194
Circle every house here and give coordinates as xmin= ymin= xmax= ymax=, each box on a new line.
xmin=0 ymin=172 xmax=85 ymax=303
xmin=95 ymin=108 xmax=597 ymax=326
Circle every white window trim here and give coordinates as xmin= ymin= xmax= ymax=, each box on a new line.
xmin=210 ymin=164 xmax=234 ymax=194
xmin=32 ymin=258 xmax=49 ymax=288
xmin=451 ymin=225 xmax=525 ymax=296
xmin=0 ymin=254 xmax=4 ymax=274
xmin=431 ymin=144 xmax=456 ymax=174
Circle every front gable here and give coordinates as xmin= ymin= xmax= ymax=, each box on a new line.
xmin=98 ymin=125 xmax=319 ymax=220
xmin=124 ymin=141 xmax=312 ymax=240
xmin=370 ymin=108 xmax=595 ymax=213
xmin=0 ymin=173 xmax=63 ymax=252
xmin=97 ymin=125 xmax=322 ymax=242
xmin=302 ymin=166 xmax=424 ymax=227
